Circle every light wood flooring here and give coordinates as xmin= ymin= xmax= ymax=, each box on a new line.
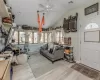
xmin=12 ymin=53 xmax=93 ymax=80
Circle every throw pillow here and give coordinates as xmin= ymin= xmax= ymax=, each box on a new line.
xmin=49 ymin=48 xmax=53 ymax=54
xmin=48 ymin=43 xmax=54 ymax=51
xmin=53 ymin=45 xmax=61 ymax=51
xmin=42 ymin=44 xmax=48 ymax=50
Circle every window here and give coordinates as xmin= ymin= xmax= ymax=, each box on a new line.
xmin=44 ymin=33 xmax=48 ymax=43
xmin=28 ymin=32 xmax=33 ymax=43
xmin=85 ymin=23 xmax=99 ymax=30
xmin=60 ymin=31 xmax=64 ymax=44
xmin=40 ymin=33 xmax=44 ymax=43
xmin=33 ymin=32 xmax=38 ymax=43
xmin=19 ymin=32 xmax=25 ymax=44
xmin=56 ymin=31 xmax=60 ymax=43
xmin=13 ymin=31 xmax=52 ymax=44
xmin=56 ymin=31 xmax=64 ymax=44
xmin=13 ymin=31 xmax=18 ymax=44
xmin=48 ymin=33 xmax=52 ymax=42
xmin=40 ymin=32 xmax=51 ymax=43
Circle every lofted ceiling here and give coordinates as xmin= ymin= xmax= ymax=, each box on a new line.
xmin=7 ymin=0 xmax=92 ymax=28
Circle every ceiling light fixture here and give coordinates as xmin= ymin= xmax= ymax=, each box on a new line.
xmin=46 ymin=5 xmax=50 ymax=8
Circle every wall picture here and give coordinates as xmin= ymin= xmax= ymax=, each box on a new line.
xmin=85 ymin=3 xmax=99 ymax=15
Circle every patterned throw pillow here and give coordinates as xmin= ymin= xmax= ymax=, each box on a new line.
xmin=49 ymin=48 xmax=53 ymax=54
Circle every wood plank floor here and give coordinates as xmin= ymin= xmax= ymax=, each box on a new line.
xmin=12 ymin=63 xmax=36 ymax=80
xmin=12 ymin=53 xmax=93 ymax=80
xmin=37 ymin=65 xmax=93 ymax=80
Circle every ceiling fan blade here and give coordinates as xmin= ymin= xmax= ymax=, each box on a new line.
xmin=39 ymin=4 xmax=46 ymax=9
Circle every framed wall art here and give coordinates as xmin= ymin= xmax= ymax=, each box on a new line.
xmin=85 ymin=3 xmax=99 ymax=15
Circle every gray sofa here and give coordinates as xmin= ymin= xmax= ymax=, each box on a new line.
xmin=40 ymin=44 xmax=64 ymax=63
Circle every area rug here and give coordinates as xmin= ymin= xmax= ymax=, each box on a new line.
xmin=28 ymin=53 xmax=65 ymax=78
xmin=71 ymin=63 xmax=100 ymax=80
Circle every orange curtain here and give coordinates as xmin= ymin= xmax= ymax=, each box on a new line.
xmin=37 ymin=11 xmax=41 ymax=32
xmin=37 ymin=11 xmax=45 ymax=33
xmin=40 ymin=13 xmax=45 ymax=32
xmin=42 ymin=13 xmax=45 ymax=25
xmin=37 ymin=11 xmax=40 ymax=23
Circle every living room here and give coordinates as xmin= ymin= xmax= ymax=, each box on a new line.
xmin=0 ymin=0 xmax=100 ymax=80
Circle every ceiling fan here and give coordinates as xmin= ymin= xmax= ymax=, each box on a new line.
xmin=39 ymin=0 xmax=54 ymax=13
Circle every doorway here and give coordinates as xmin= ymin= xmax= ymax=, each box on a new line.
xmin=80 ymin=18 xmax=100 ymax=70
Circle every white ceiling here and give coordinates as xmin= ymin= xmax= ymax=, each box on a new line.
xmin=7 ymin=0 xmax=92 ymax=28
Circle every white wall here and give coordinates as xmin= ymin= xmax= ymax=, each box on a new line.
xmin=54 ymin=0 xmax=100 ymax=62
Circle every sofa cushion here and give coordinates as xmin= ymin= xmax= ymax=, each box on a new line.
xmin=42 ymin=50 xmax=48 ymax=54
xmin=48 ymin=43 xmax=54 ymax=51
xmin=42 ymin=50 xmax=55 ymax=59
xmin=41 ymin=44 xmax=48 ymax=50
xmin=53 ymin=45 xmax=60 ymax=51
xmin=46 ymin=53 xmax=55 ymax=59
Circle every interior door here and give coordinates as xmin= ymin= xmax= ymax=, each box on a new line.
xmin=80 ymin=18 xmax=100 ymax=70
